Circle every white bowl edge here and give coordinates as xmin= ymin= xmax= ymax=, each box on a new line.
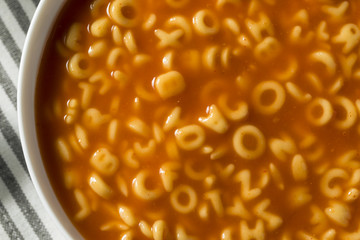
xmin=18 ymin=0 xmax=83 ymax=239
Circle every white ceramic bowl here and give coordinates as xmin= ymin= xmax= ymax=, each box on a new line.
xmin=18 ymin=1 xmax=83 ymax=239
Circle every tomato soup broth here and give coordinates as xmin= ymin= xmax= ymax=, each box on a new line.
xmin=36 ymin=0 xmax=360 ymax=239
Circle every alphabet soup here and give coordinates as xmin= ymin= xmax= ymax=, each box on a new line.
xmin=35 ymin=0 xmax=360 ymax=239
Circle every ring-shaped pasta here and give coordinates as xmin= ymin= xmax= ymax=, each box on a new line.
xmin=184 ymin=159 xmax=211 ymax=180
xmin=165 ymin=0 xmax=189 ymax=8
xmin=305 ymin=98 xmax=333 ymax=126
xmin=175 ymin=124 xmax=205 ymax=151
xmin=67 ymin=53 xmax=94 ymax=79
xmin=233 ymin=125 xmax=266 ymax=160
xmin=166 ymin=16 xmax=192 ymax=43
xmin=170 ymin=185 xmax=197 ymax=213
xmin=252 ymin=80 xmax=286 ymax=115
xmin=193 ymin=10 xmax=220 ymax=36
xmin=132 ymin=170 xmax=163 ymax=200
xmin=109 ymin=0 xmax=140 ymax=28
xmin=332 ymin=96 xmax=357 ymax=130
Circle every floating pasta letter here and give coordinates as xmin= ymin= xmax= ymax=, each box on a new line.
xmin=90 ymin=148 xmax=119 ymax=176
xmin=240 ymin=220 xmax=265 ymax=240
xmin=170 ymin=185 xmax=197 ymax=213
xmin=109 ymin=0 xmax=140 ymax=28
xmin=325 ymin=201 xmax=351 ymax=227
xmin=252 ymin=80 xmax=285 ymax=115
xmin=175 ymin=124 xmax=205 ymax=150
xmin=234 ymin=169 xmax=262 ymax=201
xmin=89 ymin=172 xmax=113 ymax=199
xmin=155 ymin=71 xmax=186 ymax=99
xmin=332 ymin=23 xmax=360 ymax=54
xmin=199 ymin=104 xmax=229 ymax=134
xmin=233 ymin=125 xmax=266 ymax=160
xmin=132 ymin=170 xmax=163 ymax=200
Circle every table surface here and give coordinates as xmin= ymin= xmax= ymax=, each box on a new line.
xmin=0 ymin=0 xmax=64 ymax=239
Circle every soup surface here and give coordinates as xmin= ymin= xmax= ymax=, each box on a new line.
xmin=36 ymin=0 xmax=360 ymax=239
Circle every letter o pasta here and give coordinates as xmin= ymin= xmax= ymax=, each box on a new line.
xmin=233 ymin=125 xmax=266 ymax=160
xmin=305 ymin=98 xmax=333 ymax=126
xmin=68 ymin=53 xmax=94 ymax=79
xmin=175 ymin=124 xmax=205 ymax=151
xmin=252 ymin=80 xmax=286 ymax=115
xmin=170 ymin=185 xmax=197 ymax=213
xmin=109 ymin=0 xmax=140 ymax=28
xmin=193 ymin=10 xmax=220 ymax=36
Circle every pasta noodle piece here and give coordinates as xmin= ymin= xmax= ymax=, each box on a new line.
xmin=89 ymin=70 xmax=113 ymax=95
xmin=226 ymin=196 xmax=252 ymax=220
xmin=252 ymin=80 xmax=286 ymax=115
xmin=126 ymin=117 xmax=151 ymax=138
xmin=253 ymin=199 xmax=283 ymax=231
xmin=344 ymin=188 xmax=359 ymax=202
xmin=170 ymin=185 xmax=197 ymax=213
xmin=111 ymin=25 xmax=123 ymax=45
xmin=123 ymin=149 xmax=140 ymax=169
xmin=116 ymin=174 xmax=128 ymax=197
xmin=88 ymin=40 xmax=108 ymax=58
xmin=159 ymin=162 xmax=181 ymax=192
xmin=65 ymin=23 xmax=86 ymax=52
xmin=163 ymin=106 xmax=182 ymax=132
xmin=245 ymin=13 xmax=274 ymax=42
xmin=90 ymin=17 xmax=111 ymax=37
xmin=155 ymin=71 xmax=186 ymax=99
xmin=198 ymin=104 xmax=229 ymax=134
xmin=204 ymin=190 xmax=224 ymax=217
xmin=90 ymin=0 xmax=107 ymax=17
xmin=165 ymin=16 xmax=192 ymax=43
xmin=90 ymin=148 xmax=119 ymax=176
xmin=240 ymin=220 xmax=265 ymax=240
xmin=142 ymin=14 xmax=156 ymax=31
xmin=89 ymin=172 xmax=113 ymax=199
xmin=305 ymin=98 xmax=333 ymax=126
xmin=74 ymin=124 xmax=89 ymax=149
xmin=332 ymin=23 xmax=360 ymax=54
xmin=64 ymin=98 xmax=79 ymax=124
xmin=82 ymin=108 xmax=110 ymax=130
xmin=152 ymin=220 xmax=170 ymax=240
xmin=123 ymin=30 xmax=138 ymax=54
xmin=154 ymin=29 xmax=184 ymax=49
xmin=107 ymin=119 xmax=119 ymax=144
xmin=325 ymin=201 xmax=351 ymax=227
xmin=232 ymin=125 xmax=266 ymax=160
xmin=132 ymin=170 xmax=163 ymax=200
xmin=332 ymin=96 xmax=357 ymax=130
xmin=320 ymin=168 xmax=349 ymax=198
xmin=217 ymin=94 xmax=248 ymax=121
xmin=175 ymin=124 xmax=205 ymax=151
xmin=287 ymin=186 xmax=312 ymax=209
xmin=234 ymin=169 xmax=262 ymax=201
xmin=184 ymin=159 xmax=210 ymax=181
xmin=139 ymin=220 xmax=153 ymax=238
xmin=268 ymin=134 xmax=296 ymax=161
xmin=223 ymin=18 xmax=240 ymax=35
xmin=309 ymin=51 xmax=336 ymax=76
xmin=68 ymin=53 xmax=94 ymax=79
xmin=78 ymin=83 xmax=94 ymax=110
xmin=291 ymin=154 xmax=308 ymax=181
xmin=285 ymin=82 xmax=312 ymax=103
xmin=322 ymin=1 xmax=349 ymax=19
xmin=55 ymin=138 xmax=72 ymax=162
xmin=74 ymin=189 xmax=91 ymax=221
xmin=118 ymin=205 xmax=137 ymax=227
xmin=269 ymin=163 xmax=284 ymax=190
xmin=133 ymin=139 xmax=156 ymax=159
xmin=254 ymin=37 xmax=281 ymax=62
xmin=193 ymin=10 xmax=220 ymax=36
xmin=109 ymin=0 xmax=140 ymax=28
xmin=106 ymin=47 xmax=127 ymax=70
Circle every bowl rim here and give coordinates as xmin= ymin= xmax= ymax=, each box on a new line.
xmin=17 ymin=0 xmax=83 ymax=239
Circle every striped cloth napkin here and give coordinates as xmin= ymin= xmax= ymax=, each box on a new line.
xmin=0 ymin=0 xmax=64 ymax=239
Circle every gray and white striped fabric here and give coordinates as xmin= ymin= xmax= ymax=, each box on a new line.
xmin=0 ymin=0 xmax=64 ymax=239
